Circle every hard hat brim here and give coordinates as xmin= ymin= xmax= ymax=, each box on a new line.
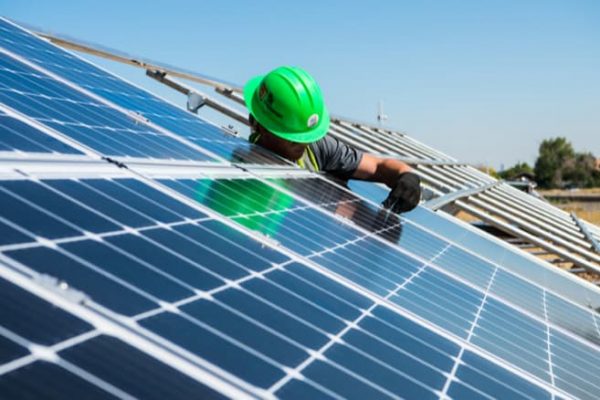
xmin=243 ymin=74 xmax=330 ymax=144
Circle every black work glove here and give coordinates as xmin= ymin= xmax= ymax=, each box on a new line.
xmin=382 ymin=172 xmax=421 ymax=213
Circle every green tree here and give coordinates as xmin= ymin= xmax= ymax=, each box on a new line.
xmin=498 ymin=162 xmax=534 ymax=180
xmin=534 ymin=137 xmax=575 ymax=188
xmin=563 ymin=152 xmax=598 ymax=188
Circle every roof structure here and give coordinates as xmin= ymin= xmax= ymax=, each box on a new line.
xmin=1 ymin=17 xmax=600 ymax=399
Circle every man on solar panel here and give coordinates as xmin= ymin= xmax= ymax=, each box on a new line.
xmin=244 ymin=66 xmax=421 ymax=214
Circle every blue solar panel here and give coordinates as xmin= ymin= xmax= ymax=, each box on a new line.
xmin=0 ymin=174 xmax=560 ymax=399
xmin=160 ymin=174 xmax=599 ymax=398
xmin=0 ymin=49 xmax=215 ymax=161
xmin=0 ymin=18 xmax=287 ymax=166
xmin=0 ymin=108 xmax=82 ymax=154
xmin=2 ymin=16 xmax=599 ymax=400
xmin=405 ymin=205 xmax=600 ymax=309
xmin=0 ymin=275 xmax=228 ymax=399
xmin=272 ymin=176 xmax=600 ymax=342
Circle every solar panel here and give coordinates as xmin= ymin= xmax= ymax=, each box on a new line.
xmin=150 ymin=173 xmax=600 ymax=396
xmin=2 ymin=17 xmax=600 ymax=400
xmin=0 ymin=106 xmax=84 ymax=155
xmin=0 ymin=50 xmax=217 ymax=162
xmin=0 ymin=272 xmax=229 ymax=399
xmin=0 ymin=17 xmax=288 ymax=166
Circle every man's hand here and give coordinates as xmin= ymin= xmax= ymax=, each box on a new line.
xmin=382 ymin=172 xmax=421 ymax=213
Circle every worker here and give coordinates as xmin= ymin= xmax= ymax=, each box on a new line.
xmin=243 ymin=66 xmax=421 ymax=214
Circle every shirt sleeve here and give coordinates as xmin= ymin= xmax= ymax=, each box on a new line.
xmin=310 ymin=135 xmax=364 ymax=179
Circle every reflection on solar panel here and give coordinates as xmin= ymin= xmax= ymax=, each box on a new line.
xmin=0 ymin=18 xmax=288 ymax=166
xmin=1 ymin=16 xmax=600 ymax=400
xmin=0 ymin=107 xmax=83 ymax=155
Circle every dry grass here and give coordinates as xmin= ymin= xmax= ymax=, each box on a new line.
xmin=538 ymin=188 xmax=600 ymax=196
xmin=553 ymin=203 xmax=600 ymax=226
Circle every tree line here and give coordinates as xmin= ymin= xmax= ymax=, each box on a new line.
xmin=498 ymin=137 xmax=600 ymax=189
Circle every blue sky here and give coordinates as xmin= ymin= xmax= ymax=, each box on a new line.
xmin=3 ymin=0 xmax=599 ymax=168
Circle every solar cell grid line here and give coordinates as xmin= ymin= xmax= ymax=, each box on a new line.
xmin=0 ymin=49 xmax=217 ymax=163
xmin=166 ymin=175 xmax=596 ymax=354
xmin=265 ymin=176 xmax=600 ymax=346
xmin=0 ymin=174 xmax=580 ymax=396
xmin=254 ymin=177 xmax=600 ymax=394
xmin=0 ymin=179 xmax=480 ymax=400
xmin=542 ymin=289 xmax=557 ymax=392
xmin=546 ymin=292 xmax=600 ymax=345
xmin=0 ymin=262 xmax=252 ymax=399
xmin=0 ymin=18 xmax=288 ymax=166
xmin=0 ymin=104 xmax=87 ymax=156
xmin=0 ymin=177 xmax=298 ymax=312
xmin=550 ymin=328 xmax=600 ymax=400
xmin=405 ymin=206 xmax=600 ymax=309
xmin=440 ymin=267 xmax=499 ymax=398
xmin=475 ymin=192 xmax=592 ymax=249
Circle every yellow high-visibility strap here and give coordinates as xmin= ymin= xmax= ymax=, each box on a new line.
xmin=248 ymin=132 xmax=319 ymax=171
xmin=306 ymin=146 xmax=319 ymax=172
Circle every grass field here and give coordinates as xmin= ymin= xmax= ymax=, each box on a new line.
xmin=551 ymin=202 xmax=600 ymax=226
xmin=539 ymin=189 xmax=600 ymax=226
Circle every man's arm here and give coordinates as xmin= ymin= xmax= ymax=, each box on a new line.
xmin=353 ymin=154 xmax=422 ymax=213
xmin=352 ymin=154 xmax=413 ymax=188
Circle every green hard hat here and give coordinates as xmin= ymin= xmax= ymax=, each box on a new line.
xmin=243 ymin=66 xmax=330 ymax=143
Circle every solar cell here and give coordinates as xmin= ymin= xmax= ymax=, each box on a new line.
xmin=0 ymin=17 xmax=288 ymax=166
xmin=0 ymin=172 xmax=559 ymax=399
xmin=0 ymin=107 xmax=82 ymax=155
xmin=2 ymin=16 xmax=600 ymax=400
xmin=0 ymin=274 xmax=229 ymax=399
xmin=156 ymin=174 xmax=600 ymax=398
xmin=0 ymin=49 xmax=215 ymax=161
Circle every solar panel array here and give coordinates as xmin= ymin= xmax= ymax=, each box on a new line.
xmin=1 ymin=17 xmax=600 ymax=399
xmin=327 ymin=118 xmax=600 ymax=285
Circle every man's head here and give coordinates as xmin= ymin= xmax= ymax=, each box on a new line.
xmin=249 ymin=114 xmax=307 ymax=161
xmin=244 ymin=66 xmax=330 ymax=160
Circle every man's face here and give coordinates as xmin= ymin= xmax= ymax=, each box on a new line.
xmin=256 ymin=125 xmax=308 ymax=161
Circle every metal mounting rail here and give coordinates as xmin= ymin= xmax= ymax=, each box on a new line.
xmin=456 ymin=201 xmax=600 ymax=277
xmin=572 ymin=212 xmax=600 ymax=254
xmin=36 ymin=31 xmax=243 ymax=92
xmin=146 ymin=70 xmax=249 ymax=125
xmin=424 ymin=182 xmax=499 ymax=211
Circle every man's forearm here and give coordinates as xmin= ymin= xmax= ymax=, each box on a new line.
xmin=354 ymin=154 xmax=413 ymax=188
xmin=375 ymin=158 xmax=413 ymax=188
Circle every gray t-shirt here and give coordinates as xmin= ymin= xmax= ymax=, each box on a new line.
xmin=309 ymin=135 xmax=364 ymax=179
